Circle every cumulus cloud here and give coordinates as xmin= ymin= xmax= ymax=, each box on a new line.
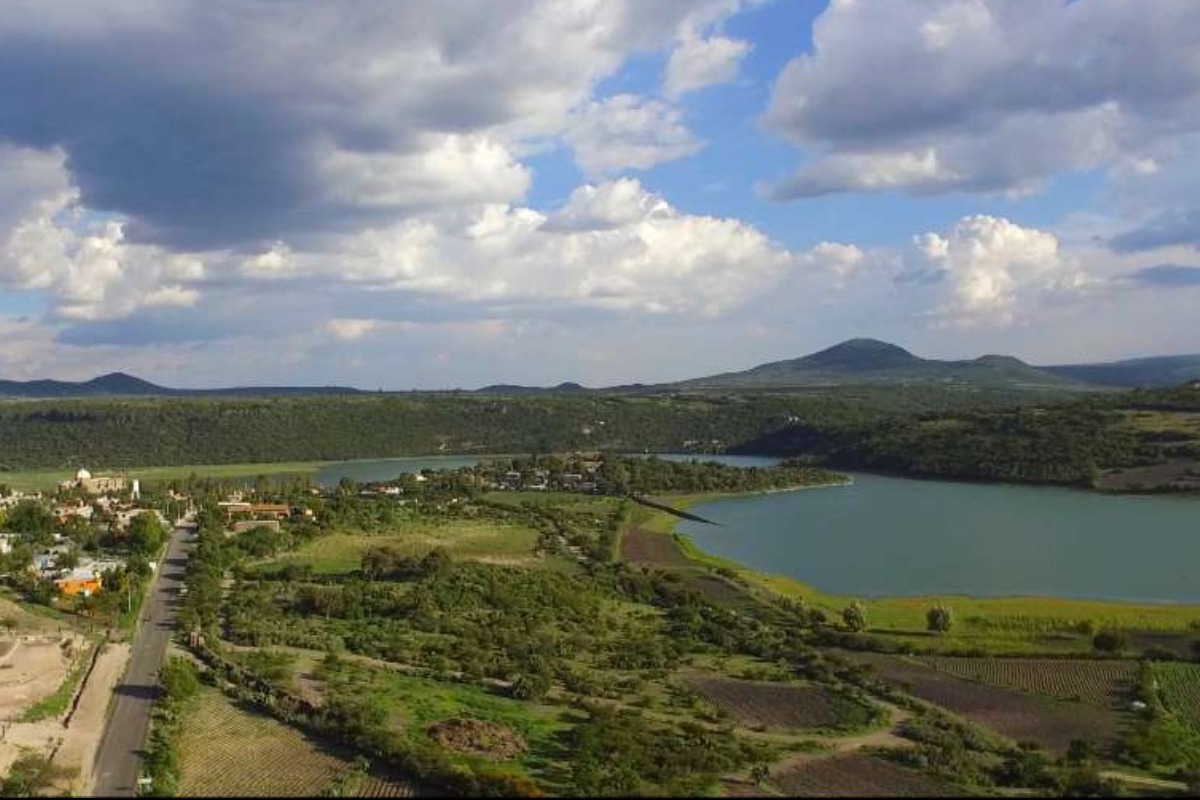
xmin=664 ymin=31 xmax=751 ymax=98
xmin=246 ymin=178 xmax=796 ymax=317
xmin=0 ymin=0 xmax=748 ymax=250
xmin=565 ymin=95 xmax=702 ymax=177
xmin=765 ymin=0 xmax=1200 ymax=198
xmin=0 ymin=145 xmax=204 ymax=321
xmin=899 ymin=215 xmax=1086 ymax=326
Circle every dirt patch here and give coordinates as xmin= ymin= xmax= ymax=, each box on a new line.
xmin=0 ymin=636 xmax=79 ymax=721
xmin=0 ymin=598 xmax=61 ymax=635
xmin=426 ymin=718 xmax=527 ymax=761
xmin=689 ymin=676 xmax=848 ymax=730
xmin=720 ymin=778 xmax=775 ymax=797
xmin=620 ymin=528 xmax=691 ymax=568
xmin=847 ymin=652 xmax=1124 ymax=755
xmin=772 ymin=753 xmax=958 ymax=797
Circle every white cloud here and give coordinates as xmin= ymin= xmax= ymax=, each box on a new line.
xmin=313 ymin=134 xmax=531 ymax=210
xmin=565 ymin=95 xmax=702 ymax=177
xmin=243 ymin=178 xmax=796 ymax=317
xmin=900 ymin=215 xmax=1086 ymax=326
xmin=765 ymin=0 xmax=1200 ymax=198
xmin=664 ymin=31 xmax=751 ymax=98
xmin=322 ymin=319 xmax=383 ymax=341
xmin=0 ymin=146 xmax=204 ymax=321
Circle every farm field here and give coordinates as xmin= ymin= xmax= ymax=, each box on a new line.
xmin=1154 ymin=662 xmax=1200 ymax=729
xmin=770 ymin=753 xmax=959 ymax=797
xmin=176 ymin=688 xmax=414 ymax=797
xmin=620 ymin=527 xmax=692 ymax=568
xmin=687 ymin=676 xmax=867 ymax=731
xmin=915 ymin=656 xmax=1137 ymax=706
xmin=269 ymin=518 xmax=543 ymax=573
xmin=846 ymin=652 xmax=1126 ymax=754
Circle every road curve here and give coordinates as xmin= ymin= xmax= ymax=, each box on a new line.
xmin=92 ymin=527 xmax=189 ymax=797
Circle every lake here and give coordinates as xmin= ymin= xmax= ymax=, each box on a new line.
xmin=677 ymin=472 xmax=1200 ymax=603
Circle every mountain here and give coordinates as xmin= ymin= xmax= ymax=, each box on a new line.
xmin=474 ymin=381 xmax=589 ymax=395
xmin=0 ymin=372 xmax=364 ymax=399
xmin=670 ymin=339 xmax=1093 ymax=391
xmin=1042 ymin=354 xmax=1200 ymax=388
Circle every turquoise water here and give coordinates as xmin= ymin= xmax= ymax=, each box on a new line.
xmin=677 ymin=472 xmax=1200 ymax=603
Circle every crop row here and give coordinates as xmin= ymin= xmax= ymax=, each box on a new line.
xmin=917 ymin=657 xmax=1136 ymax=706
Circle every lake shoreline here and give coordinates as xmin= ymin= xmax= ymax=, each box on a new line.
xmin=653 ymin=481 xmax=1200 ymax=619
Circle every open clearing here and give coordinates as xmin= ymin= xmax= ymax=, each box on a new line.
xmin=177 ymin=688 xmax=415 ymax=797
xmin=0 ymin=635 xmax=81 ymax=720
xmin=771 ymin=753 xmax=958 ymax=797
xmin=687 ymin=676 xmax=852 ymax=730
xmin=915 ymin=656 xmax=1136 ymax=706
xmin=272 ymin=519 xmax=541 ymax=573
xmin=848 ymin=652 xmax=1124 ymax=754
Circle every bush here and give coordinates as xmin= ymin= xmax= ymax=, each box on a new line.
xmin=1092 ymin=630 xmax=1127 ymax=653
xmin=926 ymin=605 xmax=954 ymax=633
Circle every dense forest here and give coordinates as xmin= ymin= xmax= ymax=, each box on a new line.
xmin=0 ymin=387 xmax=1053 ymax=470
xmin=0 ymin=384 xmax=1196 ymax=492
xmin=735 ymin=385 xmax=1200 ymax=487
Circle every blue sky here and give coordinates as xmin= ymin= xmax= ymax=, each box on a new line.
xmin=0 ymin=0 xmax=1197 ymax=387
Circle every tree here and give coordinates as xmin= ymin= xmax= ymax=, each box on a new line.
xmin=1092 ymin=629 xmax=1127 ymax=653
xmin=926 ymin=605 xmax=953 ymax=633
xmin=128 ymin=512 xmax=167 ymax=556
xmin=842 ymin=601 xmax=868 ymax=633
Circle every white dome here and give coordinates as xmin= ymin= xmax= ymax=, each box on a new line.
xmin=75 ymin=468 xmax=92 ymax=480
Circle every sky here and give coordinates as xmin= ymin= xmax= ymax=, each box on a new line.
xmin=0 ymin=0 xmax=1198 ymax=389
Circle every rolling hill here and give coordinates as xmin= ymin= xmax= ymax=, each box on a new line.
xmin=2 ymin=340 xmax=1198 ymax=398
xmin=0 ymin=372 xmax=363 ymax=399
xmin=667 ymin=339 xmax=1095 ymax=391
xmin=1042 ymin=354 xmax=1200 ymax=388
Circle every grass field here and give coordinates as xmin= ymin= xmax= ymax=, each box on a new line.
xmin=177 ymin=688 xmax=414 ymax=797
xmin=320 ymin=660 xmax=569 ymax=780
xmin=0 ymin=461 xmax=324 ymax=492
xmin=271 ymin=518 xmax=544 ymax=573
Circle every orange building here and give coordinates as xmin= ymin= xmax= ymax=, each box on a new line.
xmin=56 ymin=576 xmax=103 ymax=596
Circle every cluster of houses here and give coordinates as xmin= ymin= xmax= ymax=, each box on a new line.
xmin=0 ymin=468 xmax=156 ymax=597
xmin=483 ymin=455 xmax=604 ymax=493
xmin=217 ymin=495 xmax=313 ymax=533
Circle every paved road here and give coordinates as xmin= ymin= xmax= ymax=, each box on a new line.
xmin=92 ymin=527 xmax=190 ymax=797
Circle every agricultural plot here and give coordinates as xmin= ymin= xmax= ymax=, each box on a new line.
xmin=177 ymin=688 xmax=414 ymax=797
xmin=916 ymin=657 xmax=1136 ymax=706
xmin=687 ymin=676 xmax=858 ymax=730
xmin=1154 ymin=662 xmax=1200 ymax=729
xmin=620 ymin=528 xmax=691 ymax=568
xmin=848 ymin=653 xmax=1123 ymax=754
xmin=771 ymin=754 xmax=959 ymax=797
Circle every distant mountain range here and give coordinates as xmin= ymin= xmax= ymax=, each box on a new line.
xmin=1 ymin=340 xmax=1198 ymax=398
xmin=0 ymin=372 xmax=364 ymax=399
